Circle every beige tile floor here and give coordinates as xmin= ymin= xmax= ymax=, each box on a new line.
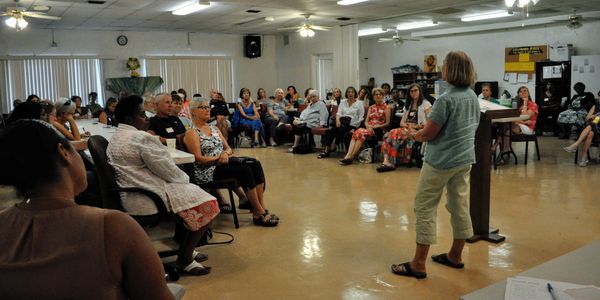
xmin=2 ymin=136 xmax=599 ymax=299
xmin=177 ymin=136 xmax=600 ymax=299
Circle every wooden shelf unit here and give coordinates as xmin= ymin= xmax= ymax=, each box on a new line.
xmin=393 ymin=72 xmax=441 ymax=96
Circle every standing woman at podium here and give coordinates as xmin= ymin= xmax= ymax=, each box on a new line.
xmin=391 ymin=51 xmax=480 ymax=279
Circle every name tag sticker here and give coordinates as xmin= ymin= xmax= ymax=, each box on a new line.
xmin=166 ymin=127 xmax=174 ymax=133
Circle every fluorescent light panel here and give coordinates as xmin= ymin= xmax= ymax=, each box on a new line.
xmin=358 ymin=28 xmax=385 ymax=36
xmin=337 ymin=0 xmax=369 ymax=5
xmin=461 ymin=11 xmax=512 ymax=22
xmin=172 ymin=1 xmax=211 ymax=16
xmin=396 ymin=20 xmax=436 ymax=31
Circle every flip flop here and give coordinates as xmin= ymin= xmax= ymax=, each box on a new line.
xmin=431 ymin=253 xmax=464 ymax=269
xmin=390 ymin=262 xmax=427 ymax=279
xmin=376 ymin=164 xmax=395 ymax=173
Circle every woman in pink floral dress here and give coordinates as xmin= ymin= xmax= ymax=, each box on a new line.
xmin=339 ymin=87 xmax=391 ymax=165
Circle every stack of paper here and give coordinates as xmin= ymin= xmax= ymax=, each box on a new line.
xmin=505 ymin=276 xmax=600 ymax=300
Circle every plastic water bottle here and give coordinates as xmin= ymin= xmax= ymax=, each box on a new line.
xmin=87 ymin=109 xmax=92 ymax=119
xmin=511 ymin=98 xmax=518 ymax=109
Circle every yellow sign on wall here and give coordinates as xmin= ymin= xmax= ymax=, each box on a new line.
xmin=504 ymin=45 xmax=548 ymax=79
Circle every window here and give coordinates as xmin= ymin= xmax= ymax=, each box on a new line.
xmin=1 ymin=57 xmax=103 ymax=112
xmin=145 ymin=57 xmax=233 ymax=102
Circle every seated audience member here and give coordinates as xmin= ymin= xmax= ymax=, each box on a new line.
xmin=318 ymin=86 xmax=365 ymax=158
xmin=72 ymin=95 xmax=89 ymax=119
xmin=118 ymin=91 xmax=127 ymax=100
xmin=264 ymin=88 xmax=289 ymax=146
xmin=480 ymin=83 xmax=499 ymax=104
xmin=340 ymin=87 xmax=391 ymax=164
xmin=0 ymin=119 xmax=174 ymax=298
xmin=563 ymin=93 xmax=600 ymax=167
xmin=376 ymin=83 xmax=432 ymax=171
xmin=108 ymin=95 xmax=218 ymax=275
xmin=86 ymin=92 xmax=103 ymax=118
xmin=209 ymin=89 xmax=231 ymax=140
xmin=236 ymin=87 xmax=266 ymax=147
xmin=54 ymin=97 xmax=87 ymax=141
xmin=177 ymin=88 xmax=191 ymax=119
xmin=557 ymin=82 xmax=596 ymax=139
xmin=184 ymin=98 xmax=279 ymax=227
xmin=537 ymin=83 xmax=563 ymax=135
xmin=497 ymin=86 xmax=538 ymax=164
xmin=286 ymin=89 xmax=328 ymax=152
xmin=148 ymin=93 xmax=186 ymax=144
xmin=257 ymin=88 xmax=269 ymax=105
xmin=171 ymin=93 xmax=193 ymax=129
xmin=99 ymin=97 xmax=118 ymax=126
xmin=390 ymin=88 xmax=405 ymax=108
xmin=358 ymin=87 xmax=372 ymax=109
xmin=12 ymin=98 xmax=23 ymax=109
xmin=285 ymin=85 xmax=299 ymax=107
xmin=331 ymin=87 xmax=342 ymax=106
xmin=381 ymin=83 xmax=392 ymax=103
xmin=144 ymin=95 xmax=156 ymax=118
xmin=26 ymin=94 xmax=40 ymax=103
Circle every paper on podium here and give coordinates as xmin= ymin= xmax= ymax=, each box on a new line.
xmin=479 ymin=99 xmax=511 ymax=113
xmin=505 ymin=276 xmax=600 ymax=300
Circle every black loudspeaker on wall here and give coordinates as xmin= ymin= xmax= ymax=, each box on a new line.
xmin=244 ymin=35 xmax=261 ymax=58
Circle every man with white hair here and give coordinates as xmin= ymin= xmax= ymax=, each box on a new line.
xmin=143 ymin=95 xmax=156 ymax=118
xmin=148 ymin=93 xmax=186 ymax=144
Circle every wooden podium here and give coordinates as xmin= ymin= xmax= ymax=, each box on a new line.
xmin=467 ymin=101 xmax=519 ymax=243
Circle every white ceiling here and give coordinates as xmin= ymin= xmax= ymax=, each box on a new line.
xmin=1 ymin=0 xmax=599 ymax=36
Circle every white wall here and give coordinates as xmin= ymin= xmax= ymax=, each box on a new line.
xmin=359 ymin=21 xmax=600 ymax=99
xmin=275 ymin=25 xmax=359 ymax=97
xmin=0 ymin=27 xmax=277 ymax=102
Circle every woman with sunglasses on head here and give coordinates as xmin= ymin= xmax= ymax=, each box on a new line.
xmin=185 ymin=98 xmax=279 ymax=227
xmin=53 ymin=97 xmax=88 ymax=141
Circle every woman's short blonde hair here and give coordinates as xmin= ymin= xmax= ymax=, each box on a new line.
xmin=371 ymin=87 xmax=385 ymax=96
xmin=443 ymin=51 xmax=475 ymax=88
xmin=274 ymin=88 xmax=284 ymax=95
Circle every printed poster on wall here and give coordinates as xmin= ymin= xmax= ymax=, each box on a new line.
xmin=504 ymin=45 xmax=548 ymax=80
xmin=423 ymin=55 xmax=438 ymax=73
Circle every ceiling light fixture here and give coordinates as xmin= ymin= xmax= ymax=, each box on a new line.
xmin=5 ymin=16 xmax=28 ymax=30
xmin=265 ymin=16 xmax=275 ymax=22
xmin=337 ymin=0 xmax=369 ymax=5
xmin=172 ymin=1 xmax=211 ymax=16
xmin=396 ymin=20 xmax=437 ymax=31
xmin=358 ymin=28 xmax=386 ymax=36
xmin=299 ymin=27 xmax=315 ymax=37
xmin=461 ymin=10 xmax=513 ymax=22
xmin=505 ymin=0 xmax=540 ymax=8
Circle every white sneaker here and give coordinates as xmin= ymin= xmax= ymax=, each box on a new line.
xmin=563 ymin=146 xmax=577 ymax=153
xmin=578 ymin=159 xmax=589 ymax=167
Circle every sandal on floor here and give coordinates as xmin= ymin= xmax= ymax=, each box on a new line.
xmin=390 ymin=262 xmax=427 ymax=279
xmin=317 ymin=152 xmax=330 ymax=159
xmin=376 ymin=164 xmax=395 ymax=173
xmin=193 ymin=250 xmax=208 ymax=262
xmin=431 ymin=253 xmax=464 ymax=269
xmin=340 ymin=158 xmax=353 ymax=165
xmin=219 ymin=203 xmax=234 ymax=214
xmin=179 ymin=260 xmax=211 ymax=276
xmin=264 ymin=209 xmax=279 ymax=220
xmin=253 ymin=212 xmax=279 ymax=227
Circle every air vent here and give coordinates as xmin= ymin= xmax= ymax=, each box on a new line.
xmin=88 ymin=0 xmax=106 ymax=4
xmin=337 ymin=17 xmax=351 ymax=21
xmin=431 ymin=8 xmax=464 ymax=15
xmin=246 ymin=9 xmax=261 ymax=13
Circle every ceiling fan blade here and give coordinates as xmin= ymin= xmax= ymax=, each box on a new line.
xmin=277 ymin=26 xmax=300 ymax=31
xmin=22 ymin=12 xmax=61 ymax=20
xmin=0 ymin=12 xmax=9 ymax=16
xmin=378 ymin=38 xmax=393 ymax=42
xmin=311 ymin=25 xmax=330 ymax=31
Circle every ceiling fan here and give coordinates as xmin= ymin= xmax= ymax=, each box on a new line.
xmin=378 ymin=30 xmax=419 ymax=46
xmin=1 ymin=0 xmax=61 ymax=31
xmin=566 ymin=9 xmax=583 ymax=30
xmin=277 ymin=14 xmax=331 ymax=37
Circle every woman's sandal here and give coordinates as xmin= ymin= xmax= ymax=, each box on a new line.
xmin=253 ymin=212 xmax=279 ymax=227
xmin=219 ymin=203 xmax=234 ymax=214
xmin=264 ymin=209 xmax=279 ymax=220
xmin=317 ymin=151 xmax=330 ymax=159
xmin=340 ymin=158 xmax=353 ymax=165
xmin=179 ymin=260 xmax=211 ymax=276
xmin=376 ymin=164 xmax=395 ymax=173
xmin=390 ymin=262 xmax=427 ymax=279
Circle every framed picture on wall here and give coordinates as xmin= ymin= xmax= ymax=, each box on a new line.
xmin=424 ymin=55 xmax=438 ymax=73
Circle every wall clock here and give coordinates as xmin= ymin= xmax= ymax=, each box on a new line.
xmin=117 ymin=35 xmax=128 ymax=46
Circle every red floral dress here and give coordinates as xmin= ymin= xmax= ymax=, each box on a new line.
xmin=351 ymin=102 xmax=388 ymax=142
xmin=381 ymin=107 xmax=419 ymax=163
